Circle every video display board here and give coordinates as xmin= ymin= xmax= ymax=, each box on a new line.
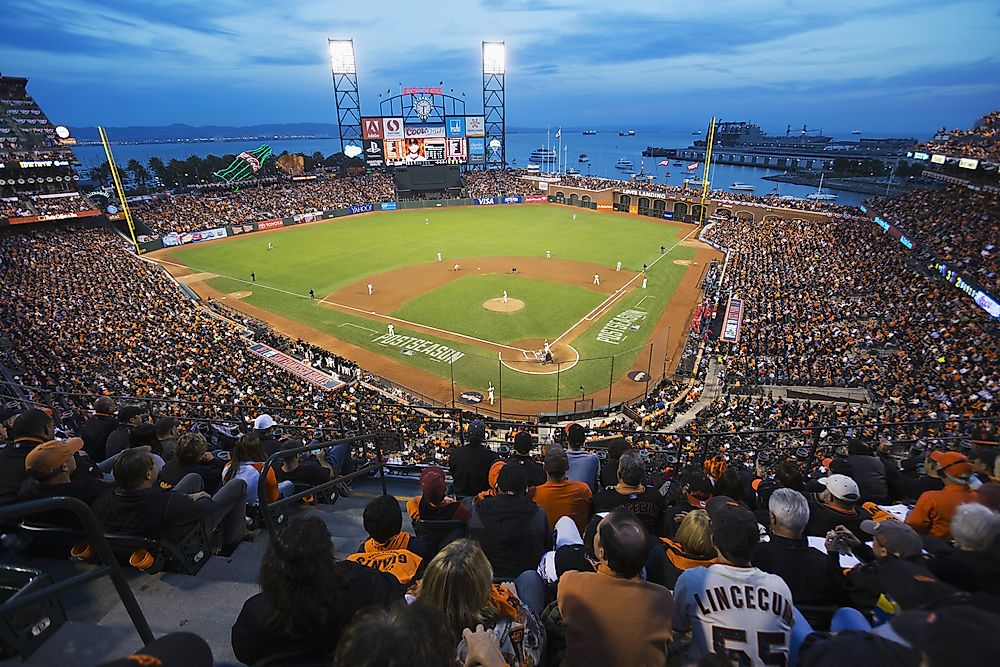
xmin=361 ymin=116 xmax=484 ymax=167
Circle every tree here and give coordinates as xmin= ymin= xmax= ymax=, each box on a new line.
xmin=126 ymin=159 xmax=150 ymax=189
xmin=147 ymin=156 xmax=168 ymax=187
xmin=88 ymin=161 xmax=112 ymax=186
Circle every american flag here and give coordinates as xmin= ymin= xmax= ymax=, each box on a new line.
xmin=658 ymin=159 xmax=670 ymax=166
xmin=686 ymin=162 xmax=700 ymax=171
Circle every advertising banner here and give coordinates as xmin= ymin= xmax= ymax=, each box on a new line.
xmin=930 ymin=154 xmax=946 ymax=164
xmin=468 ymin=137 xmax=485 ymax=164
xmin=382 ymin=117 xmax=404 ymax=140
xmin=229 ymin=223 xmax=255 ymax=235
xmin=487 ymin=138 xmax=502 ymax=162
xmin=501 ymin=195 xmax=523 ymax=204
xmin=524 ymin=195 xmax=548 ymax=203
xmin=474 ymin=197 xmax=497 ymax=206
xmin=628 ymin=205 xmax=638 ymax=215
xmin=248 ymin=342 xmax=345 ymax=391
xmin=958 ymin=158 xmax=979 ymax=170
xmin=720 ymin=298 xmax=744 ymax=344
xmin=597 ymin=202 xmax=613 ymax=210
xmin=8 ymin=209 xmax=101 ymax=225
xmin=257 ymin=219 xmax=284 ymax=231
xmin=363 ymin=139 xmax=385 ymax=168
xmin=184 ymin=227 xmax=227 ymax=244
xmin=446 ymin=137 xmax=467 ymax=162
xmin=423 ymin=138 xmax=446 ymax=162
xmin=662 ymin=211 xmax=673 ymax=219
xmin=404 ymin=124 xmax=446 ymax=139
xmin=362 ymin=118 xmax=383 ymax=140
xmin=349 ymin=203 xmax=374 ymax=215
xmin=446 ymin=116 xmax=466 ymax=137
xmin=466 ymin=116 xmax=485 ymax=137
xmin=380 ymin=202 xmax=398 ymax=210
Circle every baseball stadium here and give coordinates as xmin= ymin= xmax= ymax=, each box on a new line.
xmin=1 ymin=9 xmax=999 ymax=667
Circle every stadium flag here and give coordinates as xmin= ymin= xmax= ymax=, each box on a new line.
xmin=686 ymin=162 xmax=699 ymax=171
xmin=658 ymin=160 xmax=670 ymax=166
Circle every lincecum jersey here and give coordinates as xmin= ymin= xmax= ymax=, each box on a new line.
xmin=673 ymin=563 xmax=794 ymax=666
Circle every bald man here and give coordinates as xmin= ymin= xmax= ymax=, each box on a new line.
xmin=81 ymin=396 xmax=118 ymax=459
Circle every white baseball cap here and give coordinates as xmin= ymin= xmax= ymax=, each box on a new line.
xmin=253 ymin=414 xmax=276 ymax=430
xmin=818 ymin=474 xmax=860 ymax=502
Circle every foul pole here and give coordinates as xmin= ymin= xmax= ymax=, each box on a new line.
xmin=697 ymin=116 xmax=717 ymax=225
xmin=98 ymin=126 xmax=141 ymax=254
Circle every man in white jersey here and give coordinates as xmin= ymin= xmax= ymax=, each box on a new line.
xmin=673 ymin=496 xmax=794 ymax=667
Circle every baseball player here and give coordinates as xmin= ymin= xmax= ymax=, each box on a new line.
xmin=387 ymin=323 xmax=395 ymax=336
xmin=543 ymin=339 xmax=551 ymax=355
xmin=546 ymin=250 xmax=551 ymax=259
xmin=454 ymin=263 xmax=460 ymax=272
xmin=642 ymin=277 xmax=648 ymax=289
xmin=425 ymin=217 xmax=429 ymax=225
xmin=267 ymin=242 xmax=272 ymax=251
xmin=643 ymin=263 xmax=648 ymax=273
xmin=250 ymin=272 xmax=255 ymax=282
xmin=502 ymin=290 xmax=508 ymax=304
xmin=368 ymin=283 xmax=373 ymax=296
xmin=593 ymin=273 xmax=600 ymax=285
xmin=488 ymin=382 xmax=495 ymax=405
xmin=660 ymin=245 xmax=666 ymax=254
xmin=616 ymin=260 xmax=622 ymax=272
xmin=437 ymin=252 xmax=442 ymax=262
xmin=309 ymin=289 xmax=315 ymax=300
xmin=572 ymin=213 xmax=577 ymax=221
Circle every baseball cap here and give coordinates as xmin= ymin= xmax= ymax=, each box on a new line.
xmin=877 ymin=559 xmax=960 ymax=611
xmin=929 ymin=451 xmax=973 ymax=478
xmin=890 ymin=605 xmax=1000 ymax=666
xmin=818 ymin=474 xmax=860 ymax=502
xmin=11 ymin=409 xmax=52 ymax=439
xmin=98 ymin=631 xmax=213 ymax=667
xmin=154 ymin=416 xmax=179 ymax=436
xmin=685 ymin=474 xmax=714 ymax=507
xmin=420 ymin=466 xmax=447 ymax=502
xmin=0 ymin=404 xmax=21 ymax=424
xmin=253 ymin=414 xmax=276 ymax=430
xmin=513 ymin=430 xmax=534 ymax=454
xmin=467 ymin=419 xmax=486 ymax=442
xmin=117 ymin=405 xmax=147 ymax=424
xmin=24 ymin=438 xmax=83 ymax=476
xmin=566 ymin=422 xmax=586 ymax=446
xmin=706 ymin=495 xmax=760 ymax=559
xmin=497 ymin=463 xmax=527 ymax=496
xmin=861 ymin=519 xmax=922 ymax=558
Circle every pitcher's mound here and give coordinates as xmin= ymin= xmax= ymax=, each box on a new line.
xmin=228 ymin=291 xmax=252 ymax=299
xmin=483 ymin=298 xmax=524 ymax=312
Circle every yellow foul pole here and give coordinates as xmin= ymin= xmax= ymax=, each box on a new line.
xmin=98 ymin=126 xmax=141 ymax=254
xmin=697 ymin=116 xmax=716 ymax=225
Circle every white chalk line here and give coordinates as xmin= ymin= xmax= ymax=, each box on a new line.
xmin=498 ymin=345 xmax=580 ymax=375
xmin=340 ymin=323 xmax=379 ymax=334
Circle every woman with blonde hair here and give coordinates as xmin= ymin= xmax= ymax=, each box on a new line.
xmin=413 ymin=539 xmax=544 ymax=667
xmin=659 ymin=509 xmax=718 ymax=588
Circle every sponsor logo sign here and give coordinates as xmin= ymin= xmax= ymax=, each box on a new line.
xmin=627 ymin=370 xmax=650 ymax=383
xmin=362 ymin=118 xmax=383 ymax=140
xmin=468 ymin=137 xmax=486 ymax=164
xmin=446 ymin=116 xmax=466 ymax=137
xmin=349 ymin=202 xmax=374 ymax=215
xmin=597 ymin=309 xmax=646 ymax=345
xmin=371 ymin=334 xmax=465 ymax=363
xmin=382 ymin=117 xmax=404 ymax=140
xmin=913 ymin=151 xmax=929 ymax=160
xmin=291 ymin=212 xmax=322 ymax=224
xmin=662 ymin=211 xmax=673 ymax=219
xmin=458 ymin=391 xmax=484 ymax=405
xmin=257 ymin=219 xmax=284 ymax=231
xmin=930 ymin=154 xmax=946 ymax=164
xmin=621 ymin=187 xmax=667 ymax=200
xmin=524 ymin=195 xmax=547 ymax=203
xmin=179 ymin=227 xmax=227 ymax=245
xmin=446 ymin=137 xmax=467 ymax=162
xmin=475 ymin=197 xmax=496 ymax=206
xmin=597 ymin=202 xmax=613 ymax=210
xmin=404 ymin=124 xmax=446 ymax=139
xmin=958 ymin=157 xmax=979 ymax=170
xmin=364 ymin=139 xmax=385 ymax=168
xmin=380 ymin=202 xmax=398 ymax=211
xmin=230 ymin=224 xmax=255 ymax=235
xmin=162 ymin=232 xmax=182 ymax=247
xmin=9 ymin=209 xmax=101 ymax=225
xmin=249 ymin=343 xmax=345 ymax=390
xmin=501 ymin=195 xmax=522 ymax=204
xmin=466 ymin=116 xmax=485 ymax=137
xmin=720 ymin=298 xmax=744 ymax=344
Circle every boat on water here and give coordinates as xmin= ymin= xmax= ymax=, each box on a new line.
xmin=692 ymin=130 xmax=702 ymax=135
xmin=566 ymin=167 xmax=581 ymax=175
xmin=529 ymin=146 xmax=558 ymax=164
xmin=578 ymin=153 xmax=590 ymax=163
xmin=618 ymin=130 xmax=636 ymax=136
xmin=582 ymin=130 xmax=598 ymax=135
xmin=615 ymin=157 xmax=634 ymax=170
xmin=806 ymin=173 xmax=838 ymax=201
xmin=525 ymin=164 xmax=541 ymax=174
xmin=729 ymin=182 xmax=754 ymax=191
xmin=673 ymin=161 xmax=684 ymax=166
xmin=851 ymin=130 xmax=862 ymax=135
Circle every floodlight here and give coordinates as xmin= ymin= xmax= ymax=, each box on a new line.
xmin=328 ymin=39 xmax=356 ymax=74
xmin=483 ymin=41 xmax=505 ymax=75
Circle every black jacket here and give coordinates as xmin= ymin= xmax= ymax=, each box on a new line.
xmin=804 ymin=497 xmax=868 ymax=541
xmin=846 ymin=454 xmax=889 ymax=503
xmin=104 ymin=425 xmax=133 ymax=458
xmin=92 ymin=486 xmax=212 ymax=542
xmin=80 ymin=414 xmax=117 ymax=459
xmin=468 ymin=495 xmax=550 ymax=579
xmin=751 ymin=535 xmax=848 ymax=605
xmin=449 ymin=444 xmax=498 ymax=497
xmin=159 ymin=458 xmax=226 ymax=494
xmin=506 ymin=454 xmax=546 ymax=488
xmin=592 ymin=487 xmax=666 ymax=536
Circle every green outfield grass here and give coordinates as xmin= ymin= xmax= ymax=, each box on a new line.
xmin=165 ymin=205 xmax=697 ymax=403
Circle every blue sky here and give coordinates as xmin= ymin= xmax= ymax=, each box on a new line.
xmin=2 ymin=0 xmax=998 ymax=135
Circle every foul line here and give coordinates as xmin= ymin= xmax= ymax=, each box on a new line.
xmin=636 ymin=295 xmax=651 ymax=307
xmin=551 ymin=225 xmax=701 ymax=346
xmin=340 ymin=322 xmax=379 ymax=334
xmin=151 ymin=257 xmax=309 ymax=300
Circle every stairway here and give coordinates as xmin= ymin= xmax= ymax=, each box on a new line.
xmin=3 ymin=476 xmax=418 ymax=666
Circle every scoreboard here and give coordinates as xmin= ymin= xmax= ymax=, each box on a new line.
xmin=360 ymin=115 xmax=486 ymax=168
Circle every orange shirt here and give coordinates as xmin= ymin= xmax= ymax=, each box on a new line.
xmin=346 ymin=532 xmax=423 ymax=584
xmin=905 ymin=484 xmax=981 ymax=540
xmin=532 ymin=479 xmax=592 ymax=533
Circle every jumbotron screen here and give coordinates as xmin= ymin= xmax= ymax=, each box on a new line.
xmin=360 ymin=115 xmax=486 ymax=168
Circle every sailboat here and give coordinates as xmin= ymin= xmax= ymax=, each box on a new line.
xmin=806 ymin=173 xmax=838 ymax=201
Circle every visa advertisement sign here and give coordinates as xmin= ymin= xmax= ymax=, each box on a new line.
xmin=474 ymin=197 xmax=497 ymax=206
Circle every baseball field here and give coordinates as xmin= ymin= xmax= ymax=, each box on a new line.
xmin=156 ymin=204 xmax=719 ymax=413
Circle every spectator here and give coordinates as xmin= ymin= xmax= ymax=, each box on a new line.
xmin=412 ymin=538 xmax=545 ymax=664
xmin=332 ymin=602 xmax=469 ymax=667
xmin=232 ymin=515 xmax=402 ymax=666
xmin=252 ymin=414 xmax=281 ymax=457
xmin=665 ymin=473 xmax=714 ymax=536
xmin=0 ymin=408 xmax=54 ymax=504
xmin=592 ymin=450 xmax=666 ymax=534
xmin=274 ymin=439 xmax=334 ymax=489
xmin=599 ymin=438 xmax=630 ymax=488
xmin=18 ymin=437 xmax=113 ymax=525
xmin=907 ymin=451 xmax=981 ymax=540
xmin=505 ymin=430 xmax=546 ymax=487
xmin=846 ymin=439 xmax=890 ymax=503
xmin=658 ymin=509 xmax=718 ymax=589
xmin=468 ymin=463 xmax=550 ymax=579
xmin=565 ymin=423 xmax=599 ymax=491
xmin=80 ymin=396 xmax=117 ymax=460
xmin=406 ymin=466 xmax=468 ymax=522
xmin=93 ymin=448 xmax=246 ymax=551
xmin=154 ymin=416 xmax=179 ymax=461
xmin=927 ymin=503 xmax=1000 ymax=594
xmin=558 ymin=507 xmax=674 ymax=667
xmin=448 ymin=420 xmax=498 ymax=497
xmin=222 ymin=433 xmax=291 ymax=506
xmin=532 ymin=444 xmax=593 ymax=533
xmin=889 ymin=604 xmax=1000 ymax=667
xmin=674 ymin=496 xmax=794 ymax=665
xmin=105 ymin=405 xmax=147 ymax=458
xmin=159 ymin=433 xmax=224 ymax=494
xmin=805 ymin=474 xmax=868 ymax=540
xmin=751 ymin=488 xmax=847 ymax=606
xmin=346 ymin=494 xmax=424 ymax=585
xmin=129 ymin=423 xmax=166 ymax=472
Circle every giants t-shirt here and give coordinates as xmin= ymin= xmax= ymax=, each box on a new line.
xmin=673 ymin=563 xmax=794 ymax=667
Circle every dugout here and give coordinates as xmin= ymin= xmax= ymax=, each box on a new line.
xmin=393 ymin=165 xmax=463 ymax=200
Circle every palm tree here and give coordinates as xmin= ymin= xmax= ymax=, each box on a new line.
xmin=126 ymin=159 xmax=150 ymax=188
xmin=89 ymin=161 xmax=112 ymax=187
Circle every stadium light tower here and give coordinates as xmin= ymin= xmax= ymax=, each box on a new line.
xmin=482 ymin=41 xmax=506 ymax=169
xmin=328 ymin=38 xmax=362 ymax=157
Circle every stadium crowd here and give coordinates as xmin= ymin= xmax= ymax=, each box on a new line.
xmin=464 ymin=170 xmax=531 ymax=199
xmin=919 ymin=111 xmax=1000 ymax=161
